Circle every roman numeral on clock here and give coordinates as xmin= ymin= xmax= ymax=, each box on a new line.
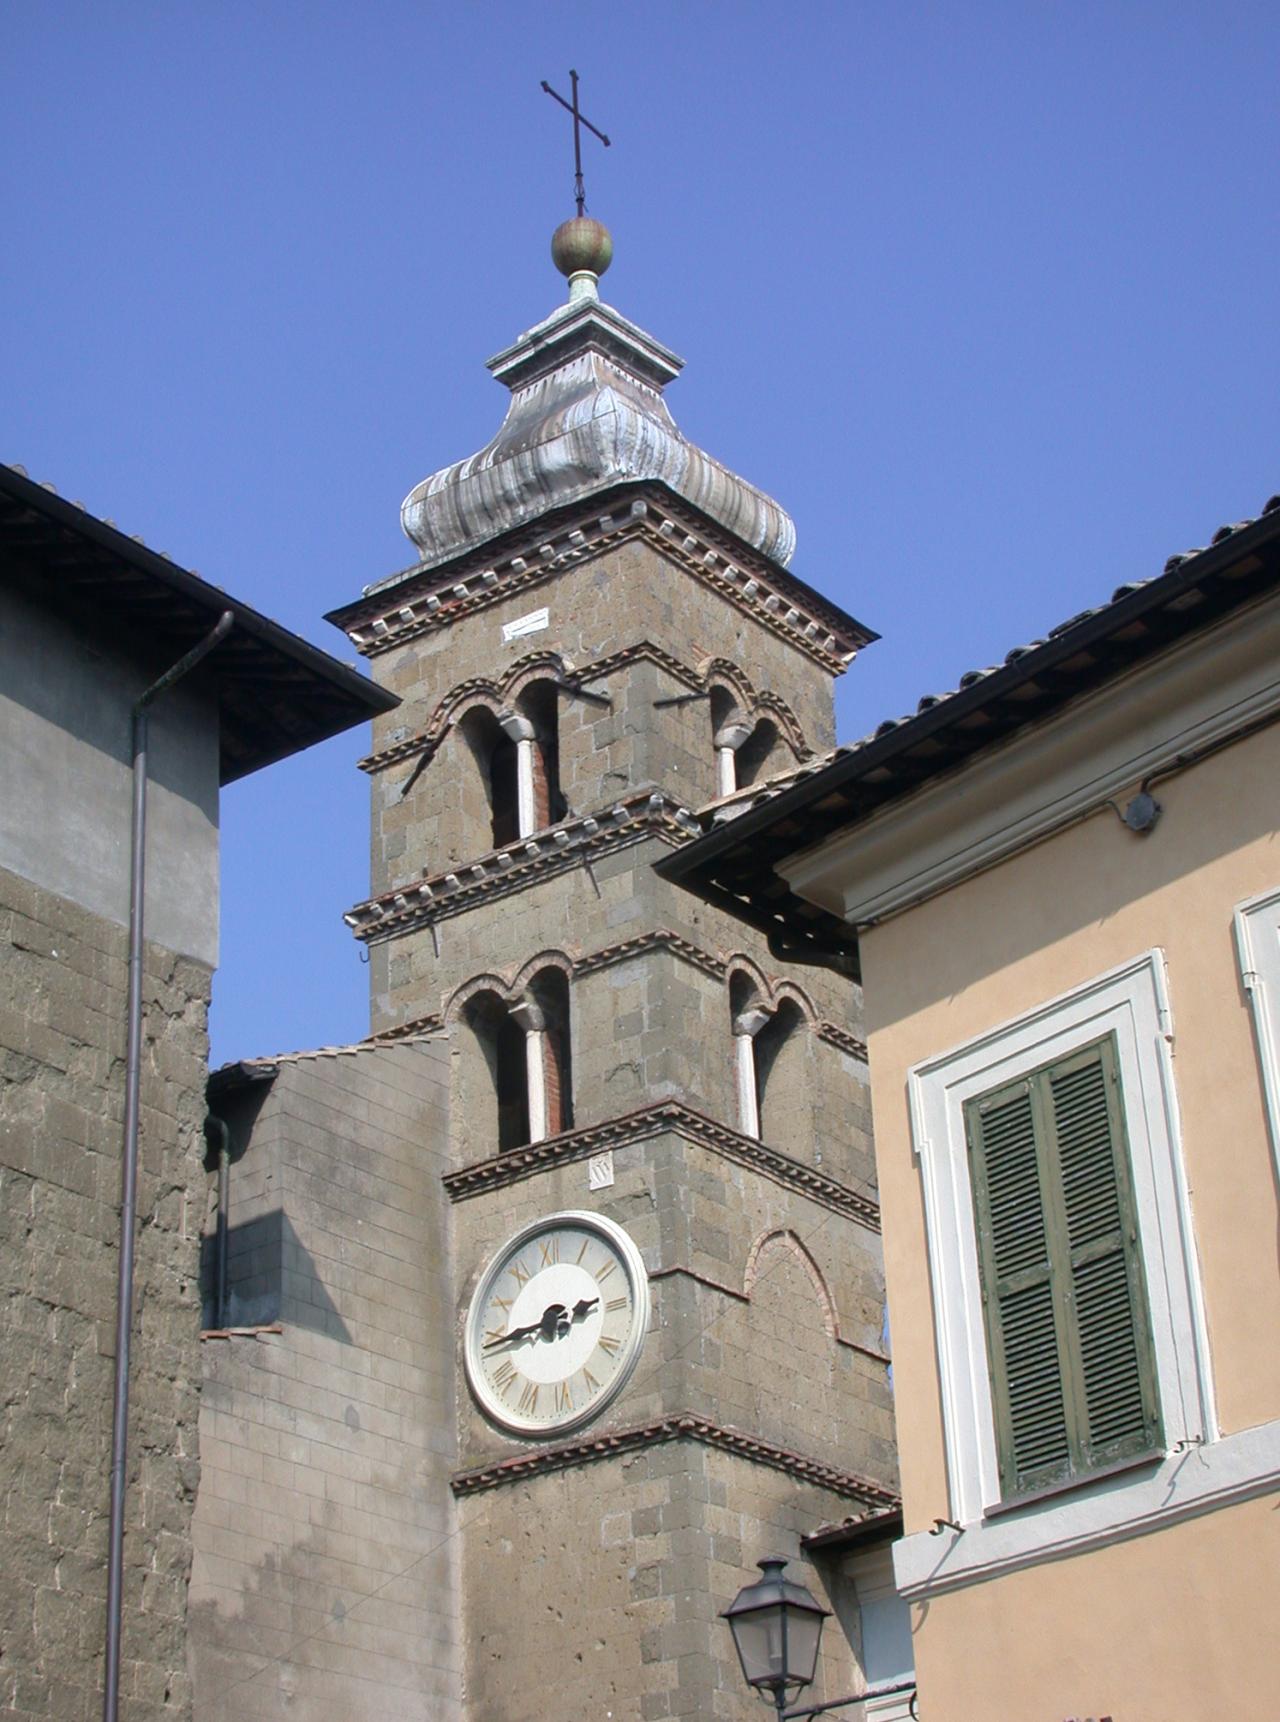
xmin=491 ymin=1361 xmax=515 ymax=1391
xmin=518 ymin=1379 xmax=539 ymax=1415
xmin=554 ymin=1381 xmax=573 ymax=1414
xmin=605 ymin=1296 xmax=627 ymax=1312
xmin=598 ymin=1332 xmax=621 ymax=1355
xmin=510 ymin=1258 xmax=530 ymax=1285
xmin=539 ymin=1237 xmax=559 ymax=1267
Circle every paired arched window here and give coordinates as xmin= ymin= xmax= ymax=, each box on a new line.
xmin=458 ymin=968 xmax=574 ymax=1154
xmin=730 ymin=971 xmax=811 ymax=1146
xmin=457 ymin=679 xmax=566 ymax=853
xmin=710 ymin=688 xmax=796 ymax=797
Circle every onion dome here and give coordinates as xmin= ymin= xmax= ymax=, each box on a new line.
xmin=400 ymin=223 xmax=796 ymax=570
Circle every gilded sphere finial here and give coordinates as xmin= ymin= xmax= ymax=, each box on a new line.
xmin=551 ymin=216 xmax=613 ymax=281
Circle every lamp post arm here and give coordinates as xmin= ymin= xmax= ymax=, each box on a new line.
xmin=783 ymin=1680 xmax=919 ymax=1720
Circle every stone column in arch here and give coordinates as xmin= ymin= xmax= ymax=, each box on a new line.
xmin=498 ymin=710 xmax=538 ymax=838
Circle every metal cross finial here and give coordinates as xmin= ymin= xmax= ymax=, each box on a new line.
xmin=541 ymin=69 xmax=611 ymax=217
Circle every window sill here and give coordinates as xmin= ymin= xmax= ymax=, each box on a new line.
xmin=893 ymin=1416 xmax=1280 ymax=1600
xmin=982 ymin=1447 xmax=1163 ymax=1518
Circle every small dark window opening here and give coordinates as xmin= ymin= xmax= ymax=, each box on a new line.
xmin=465 ymin=992 xmax=530 ymax=1152
xmin=735 ymin=718 xmax=784 ymax=789
xmin=460 ymin=706 xmax=520 ymax=850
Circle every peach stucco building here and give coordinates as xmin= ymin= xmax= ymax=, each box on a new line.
xmin=665 ymin=492 xmax=1280 ymax=1720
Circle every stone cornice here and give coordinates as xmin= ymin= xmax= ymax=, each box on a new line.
xmin=365 ymin=934 xmax=866 ymax=1063
xmin=451 ymin=1411 xmax=900 ymax=1505
xmin=573 ymin=926 xmax=728 ymax=982
xmin=344 ymin=790 xmax=700 ymax=944
xmin=815 ymin=1020 xmax=868 ymax=1061
xmin=329 ymin=491 xmax=868 ymax=674
xmin=441 ymin=1099 xmax=881 ymax=1230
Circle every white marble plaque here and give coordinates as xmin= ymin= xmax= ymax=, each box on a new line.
xmin=502 ymin=607 xmax=549 ymax=643
xmin=587 ymin=1150 xmax=615 ymax=1191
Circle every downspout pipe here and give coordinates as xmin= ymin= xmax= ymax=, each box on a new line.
xmin=103 ymin=610 xmax=233 ymax=1722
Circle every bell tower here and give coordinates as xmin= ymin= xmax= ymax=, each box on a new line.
xmin=327 ymin=222 xmax=896 ymax=1721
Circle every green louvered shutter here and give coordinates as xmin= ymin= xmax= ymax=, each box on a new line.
xmin=965 ymin=1036 xmax=1161 ymax=1500
xmin=1048 ymin=1040 xmax=1161 ymax=1471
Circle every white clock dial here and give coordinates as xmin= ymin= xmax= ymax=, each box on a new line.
xmin=464 ymin=1211 xmax=649 ymax=1437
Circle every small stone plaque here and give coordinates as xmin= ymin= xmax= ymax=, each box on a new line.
xmin=502 ymin=606 xmax=549 ymax=642
xmin=587 ymin=1150 xmax=615 ymax=1191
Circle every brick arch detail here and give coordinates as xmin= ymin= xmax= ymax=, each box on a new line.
xmin=725 ymin=955 xmax=772 ymax=1008
xmin=769 ymin=979 xmax=819 ymax=1027
xmin=696 ymin=657 xmax=810 ymax=760
xmin=442 ymin=971 xmax=518 ymax=1024
xmin=723 ymin=958 xmax=818 ymax=1026
xmin=743 ymin=1228 xmax=839 ymax=1340
xmin=400 ymin=650 xmax=575 ymax=778
xmin=511 ymin=949 xmax=576 ymax=998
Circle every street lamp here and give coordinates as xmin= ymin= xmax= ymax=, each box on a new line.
xmin=722 ymin=1556 xmax=830 ymax=1718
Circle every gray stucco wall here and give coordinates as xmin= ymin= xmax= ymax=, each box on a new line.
xmin=0 ymin=585 xmax=220 ymax=967
xmin=188 ymin=1040 xmax=461 ymax=1722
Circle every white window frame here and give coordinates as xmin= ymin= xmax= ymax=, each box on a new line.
xmin=1235 ymin=885 xmax=1280 ymax=1183
xmin=896 ymin=951 xmax=1238 ymax=1594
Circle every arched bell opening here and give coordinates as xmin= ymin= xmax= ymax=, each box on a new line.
xmin=458 ymin=705 xmax=520 ymax=852
xmin=516 ymin=679 xmax=568 ymax=829
xmin=460 ymin=989 xmax=530 ymax=1154
xmin=735 ymin=716 xmax=791 ymax=789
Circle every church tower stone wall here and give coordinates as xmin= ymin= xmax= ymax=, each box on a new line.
xmin=326 ymin=251 xmax=897 ymax=1720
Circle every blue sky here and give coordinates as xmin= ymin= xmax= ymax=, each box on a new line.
xmin=7 ymin=2 xmax=1278 ymax=1065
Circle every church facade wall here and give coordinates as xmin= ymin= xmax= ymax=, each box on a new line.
xmin=0 ymin=862 xmax=210 ymax=1722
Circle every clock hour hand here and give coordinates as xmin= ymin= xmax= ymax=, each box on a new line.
xmin=483 ymin=1316 xmax=545 ymax=1350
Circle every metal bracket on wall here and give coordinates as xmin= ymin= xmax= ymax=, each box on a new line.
xmin=653 ymin=689 xmax=712 ymax=708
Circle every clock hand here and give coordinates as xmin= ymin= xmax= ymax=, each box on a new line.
xmin=485 ymin=1294 xmax=602 ymax=1352
xmin=483 ymin=1316 xmax=545 ymax=1350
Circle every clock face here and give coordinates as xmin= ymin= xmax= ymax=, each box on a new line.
xmin=464 ymin=1210 xmax=649 ymax=1437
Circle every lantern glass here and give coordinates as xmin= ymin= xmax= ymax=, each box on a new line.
xmin=722 ymin=1557 xmax=829 ymax=1699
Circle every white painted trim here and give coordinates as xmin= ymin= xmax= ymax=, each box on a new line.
xmin=715 ymin=744 xmax=737 ymax=799
xmin=894 ymin=1415 xmax=1280 ymax=1598
xmin=907 ymin=951 xmax=1215 ymax=1531
xmin=783 ymin=595 xmax=1280 ymax=927
xmin=1235 ymin=885 xmax=1280 ymax=1185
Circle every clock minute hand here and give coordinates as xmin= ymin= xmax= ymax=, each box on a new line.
xmin=570 ymin=1296 xmax=599 ymax=1323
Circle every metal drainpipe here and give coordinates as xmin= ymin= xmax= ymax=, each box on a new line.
xmin=205 ymin=1113 xmax=231 ymax=1329
xmin=103 ymin=610 xmax=233 ymax=1722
